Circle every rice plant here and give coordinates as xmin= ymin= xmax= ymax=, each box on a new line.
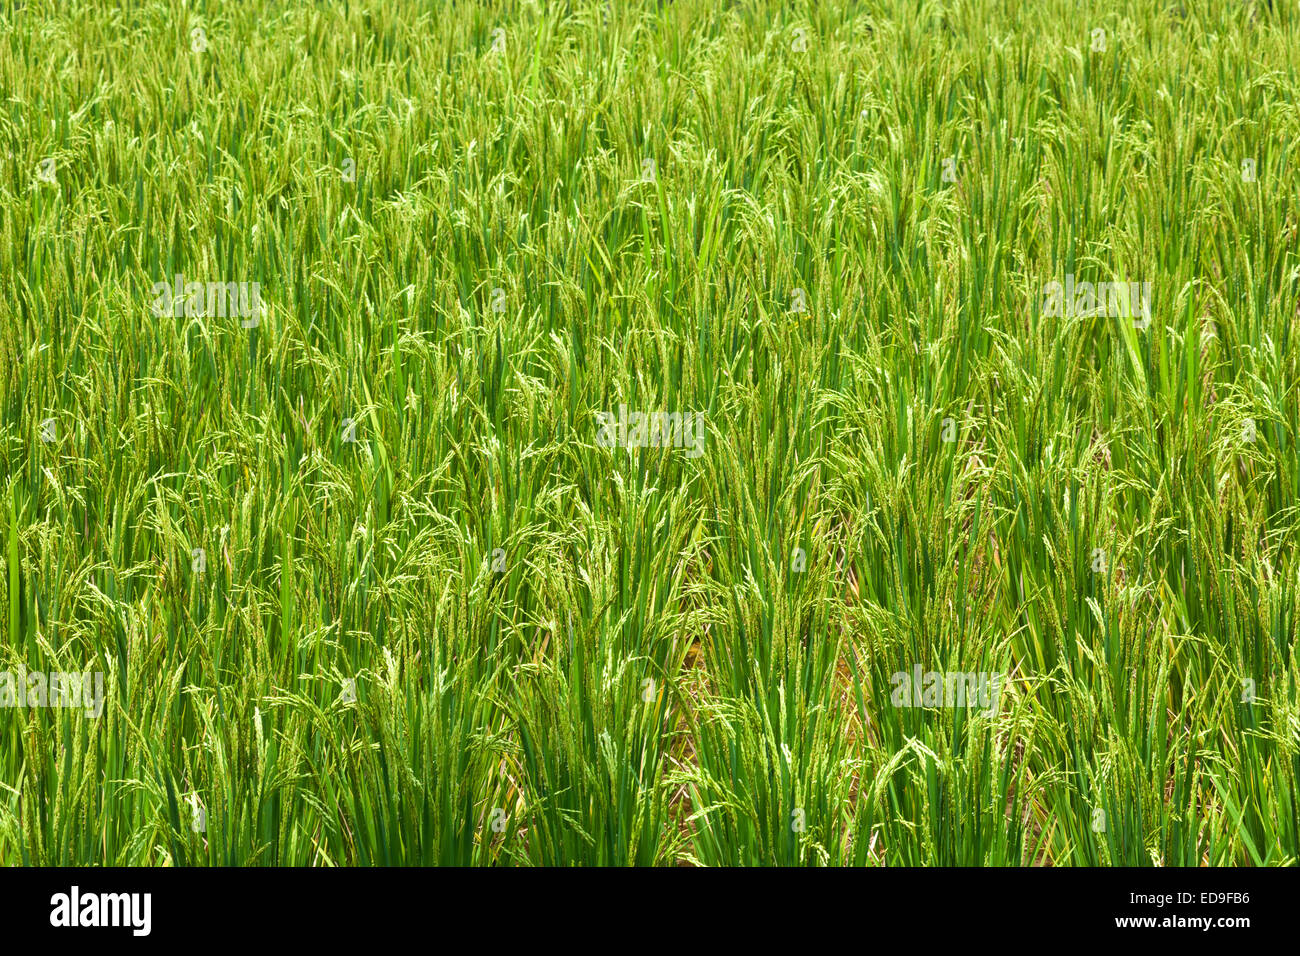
xmin=1 ymin=0 xmax=1297 ymax=867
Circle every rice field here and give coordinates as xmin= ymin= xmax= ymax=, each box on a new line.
xmin=1 ymin=0 xmax=1298 ymax=866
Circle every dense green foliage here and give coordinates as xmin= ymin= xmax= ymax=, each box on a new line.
xmin=1 ymin=0 xmax=1298 ymax=865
